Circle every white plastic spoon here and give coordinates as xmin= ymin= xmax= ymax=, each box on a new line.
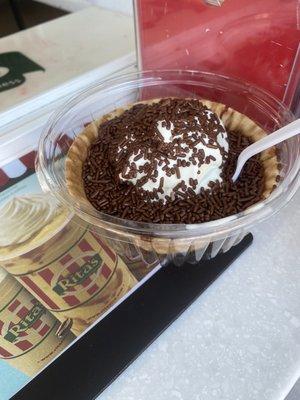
xmin=232 ymin=118 xmax=300 ymax=182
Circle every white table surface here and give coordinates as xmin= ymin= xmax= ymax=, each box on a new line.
xmin=97 ymin=190 xmax=300 ymax=400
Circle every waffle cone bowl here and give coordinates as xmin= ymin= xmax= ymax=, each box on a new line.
xmin=37 ymin=71 xmax=299 ymax=267
xmin=64 ymin=99 xmax=279 ymax=263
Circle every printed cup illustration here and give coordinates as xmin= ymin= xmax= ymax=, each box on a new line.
xmin=0 ymin=195 xmax=137 ymax=336
xmin=0 ymin=268 xmax=74 ymax=376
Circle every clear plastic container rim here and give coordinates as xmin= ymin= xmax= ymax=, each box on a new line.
xmin=38 ymin=69 xmax=300 ymax=240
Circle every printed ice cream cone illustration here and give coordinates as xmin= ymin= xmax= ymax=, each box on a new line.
xmin=0 ymin=194 xmax=137 ymax=336
xmin=0 ymin=268 xmax=74 ymax=376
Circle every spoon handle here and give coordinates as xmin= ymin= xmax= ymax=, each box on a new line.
xmin=232 ymin=119 xmax=300 ymax=182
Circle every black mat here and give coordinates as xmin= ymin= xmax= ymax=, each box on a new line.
xmin=12 ymin=233 xmax=253 ymax=400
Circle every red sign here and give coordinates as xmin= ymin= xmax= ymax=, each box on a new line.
xmin=136 ymin=0 xmax=300 ymax=103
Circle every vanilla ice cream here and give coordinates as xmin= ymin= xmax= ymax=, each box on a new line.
xmin=118 ymin=107 xmax=228 ymax=201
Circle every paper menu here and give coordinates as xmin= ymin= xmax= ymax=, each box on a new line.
xmin=0 ymin=150 xmax=45 ymax=399
xmin=0 ymin=142 xmax=157 ymax=399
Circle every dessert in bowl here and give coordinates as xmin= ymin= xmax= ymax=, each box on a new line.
xmin=37 ymin=71 xmax=300 ymax=265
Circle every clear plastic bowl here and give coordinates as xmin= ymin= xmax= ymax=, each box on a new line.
xmin=37 ymin=70 xmax=300 ymax=267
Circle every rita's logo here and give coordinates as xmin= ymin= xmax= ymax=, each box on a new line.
xmin=3 ymin=302 xmax=45 ymax=343
xmin=53 ymin=253 xmax=104 ymax=296
xmin=0 ymin=52 xmax=44 ymax=93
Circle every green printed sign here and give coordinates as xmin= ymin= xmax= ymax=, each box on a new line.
xmin=0 ymin=52 xmax=44 ymax=92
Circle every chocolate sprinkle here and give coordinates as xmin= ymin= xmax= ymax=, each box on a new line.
xmin=82 ymin=98 xmax=272 ymax=224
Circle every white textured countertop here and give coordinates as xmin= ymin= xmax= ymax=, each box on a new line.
xmin=98 ymin=190 xmax=300 ymax=400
